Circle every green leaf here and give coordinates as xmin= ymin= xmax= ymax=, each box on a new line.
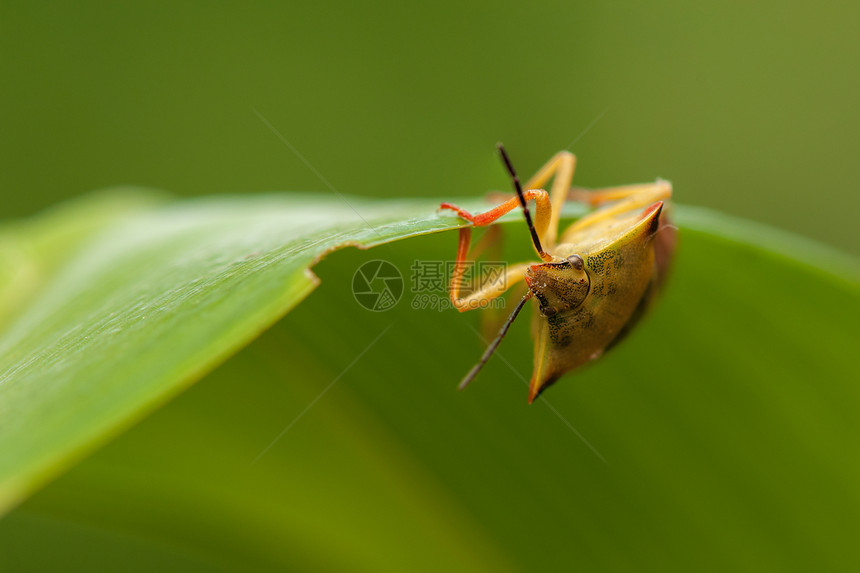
xmin=0 ymin=191 xmax=858 ymax=571
xmin=0 ymin=191 xmax=512 ymax=513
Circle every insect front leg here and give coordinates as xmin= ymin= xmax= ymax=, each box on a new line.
xmin=446 ymin=225 xmax=531 ymax=312
xmin=439 ymin=188 xmax=552 ymax=242
xmin=451 ymin=261 xmax=531 ymax=312
xmin=468 ymin=226 xmax=529 ymax=341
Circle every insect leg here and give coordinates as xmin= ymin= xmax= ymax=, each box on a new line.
xmin=568 ymin=179 xmax=673 ymax=207
xmin=439 ymin=188 xmax=552 ymax=259
xmin=522 ymin=151 xmax=577 ymax=248
xmin=561 ymin=180 xmax=673 ymax=241
xmin=449 ymin=255 xmax=531 ymax=312
xmin=469 ymin=225 xmax=523 ymax=340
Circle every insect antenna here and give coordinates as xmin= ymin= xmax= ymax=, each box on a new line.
xmin=497 ymin=143 xmax=547 ymax=259
xmin=459 ymin=291 xmax=534 ymax=390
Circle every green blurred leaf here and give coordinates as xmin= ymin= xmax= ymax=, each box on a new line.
xmin=0 ymin=191 xmax=858 ymax=571
xmin=0 ymin=191 xmax=520 ymax=514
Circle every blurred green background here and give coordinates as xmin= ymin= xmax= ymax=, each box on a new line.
xmin=2 ymin=1 xmax=858 ymax=253
xmin=2 ymin=1 xmax=860 ymax=572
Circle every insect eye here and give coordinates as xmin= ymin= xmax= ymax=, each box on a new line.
xmin=541 ymin=306 xmax=558 ymax=317
xmin=567 ymin=254 xmax=584 ymax=271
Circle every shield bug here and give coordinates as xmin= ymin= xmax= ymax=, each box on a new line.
xmin=439 ymin=145 xmax=676 ymax=402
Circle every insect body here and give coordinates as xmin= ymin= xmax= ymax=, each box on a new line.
xmin=440 ymin=145 xmax=676 ymax=402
